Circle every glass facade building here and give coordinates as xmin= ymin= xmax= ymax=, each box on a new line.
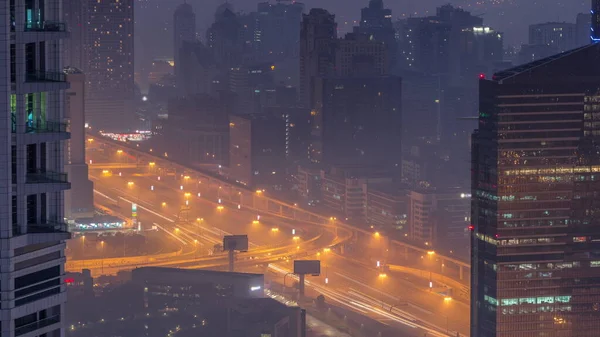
xmin=471 ymin=43 xmax=600 ymax=337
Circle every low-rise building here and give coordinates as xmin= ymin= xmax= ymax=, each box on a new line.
xmin=366 ymin=184 xmax=408 ymax=235
xmin=408 ymin=189 xmax=470 ymax=254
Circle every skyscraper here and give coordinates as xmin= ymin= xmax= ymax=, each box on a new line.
xmin=63 ymin=0 xmax=89 ymax=70
xmin=471 ymin=43 xmax=600 ymax=337
xmin=529 ymin=22 xmax=577 ymax=53
xmin=86 ymin=0 xmax=134 ymax=131
xmin=299 ymin=9 xmax=337 ymax=108
xmin=174 ymin=2 xmax=196 ymax=92
xmin=64 ymin=68 xmax=94 ymax=219
xmin=1 ymin=1 xmax=71 ymax=336
xmin=310 ymin=76 xmax=402 ymax=166
xmin=354 ymin=0 xmax=396 ymax=68
xmin=256 ymin=1 xmax=305 ymax=60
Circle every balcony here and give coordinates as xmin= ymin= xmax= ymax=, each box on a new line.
xmin=15 ymin=314 xmax=61 ymax=336
xmin=26 ymin=170 xmax=68 ymax=184
xmin=28 ymin=221 xmax=69 ymax=234
xmin=24 ymin=21 xmax=67 ymax=32
xmin=25 ymin=71 xmax=66 ymax=83
xmin=27 ymin=221 xmax=71 ymax=244
xmin=28 ymin=120 xmax=68 ymax=133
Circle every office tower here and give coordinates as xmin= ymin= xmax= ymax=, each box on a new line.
xmin=207 ymin=4 xmax=243 ymax=70
xmin=576 ymin=13 xmax=592 ymax=46
xmin=229 ymin=113 xmax=286 ymax=188
xmin=173 ymin=2 xmax=196 ymax=92
xmin=354 ymin=0 xmax=396 ymax=68
xmin=310 ymin=76 xmax=401 ymax=166
xmin=256 ymin=1 xmax=305 ymax=59
xmin=1 ymin=1 xmax=71 ymax=336
xmin=64 ymin=68 xmax=94 ymax=219
xmin=86 ymin=0 xmax=134 ymax=132
xmin=471 ymin=43 xmax=600 ymax=337
xmin=179 ymin=41 xmax=219 ymax=97
xmin=299 ymin=9 xmax=337 ymax=107
xmin=161 ymin=94 xmax=231 ymax=167
xmin=397 ymin=4 xmax=483 ymax=75
xmin=593 ymin=0 xmax=600 ymax=41
xmin=63 ymin=0 xmax=89 ymax=70
xmin=335 ymin=33 xmax=389 ymax=77
xmin=529 ymin=22 xmax=577 ymax=53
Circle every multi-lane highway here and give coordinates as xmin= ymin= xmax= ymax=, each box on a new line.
xmin=80 ymin=140 xmax=470 ymax=336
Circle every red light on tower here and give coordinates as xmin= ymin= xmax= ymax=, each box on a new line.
xmin=468 ymin=225 xmax=475 ymax=231
xmin=479 ymin=73 xmax=486 ymax=80
xmin=65 ymin=278 xmax=75 ymax=284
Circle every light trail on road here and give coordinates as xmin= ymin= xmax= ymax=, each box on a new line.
xmin=267 ymin=264 xmax=453 ymax=337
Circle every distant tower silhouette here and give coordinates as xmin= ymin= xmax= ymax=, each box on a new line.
xmin=174 ymin=2 xmax=196 ymax=91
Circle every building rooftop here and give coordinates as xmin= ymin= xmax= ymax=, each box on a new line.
xmin=492 ymin=43 xmax=595 ymax=82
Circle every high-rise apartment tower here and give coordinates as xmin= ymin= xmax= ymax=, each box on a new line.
xmin=1 ymin=0 xmax=72 ymax=336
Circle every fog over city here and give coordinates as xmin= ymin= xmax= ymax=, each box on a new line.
xmin=0 ymin=0 xmax=597 ymax=336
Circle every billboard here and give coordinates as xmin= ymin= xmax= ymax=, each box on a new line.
xmin=223 ymin=235 xmax=249 ymax=252
xmin=294 ymin=260 xmax=321 ymax=276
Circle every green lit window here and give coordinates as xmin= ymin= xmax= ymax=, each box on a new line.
xmin=537 ymin=297 xmax=553 ymax=304
xmin=500 ymin=298 xmax=518 ymax=306
xmin=519 ymin=298 xmax=535 ymax=305
xmin=484 ymin=295 xmax=497 ymax=306
xmin=555 ymin=296 xmax=571 ymax=303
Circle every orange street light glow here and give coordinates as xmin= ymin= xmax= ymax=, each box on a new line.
xmin=427 ymin=251 xmax=435 ymax=256
xmin=184 ymin=192 xmax=191 ymax=198
xmin=217 ymin=206 xmax=224 ymax=211
xmin=374 ymin=232 xmax=381 ymax=237
xmin=323 ymin=248 xmax=331 ymax=253
xmin=271 ymin=227 xmax=279 ymax=232
xmin=379 ymin=273 xmax=387 ymax=278
xmin=117 ymin=150 xmax=123 ymax=154
xmin=252 ymin=220 xmax=259 ymax=224
xmin=127 ymin=181 xmax=134 ymax=186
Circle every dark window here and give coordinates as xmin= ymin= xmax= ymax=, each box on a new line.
xmin=12 ymin=195 xmax=18 ymax=235
xmin=11 ymin=145 xmax=16 ymax=183
xmin=9 ymin=0 xmax=15 ymax=31
xmin=15 ymin=242 xmax=60 ymax=256
xmin=14 ymin=313 xmax=36 ymax=329
xmin=15 ymin=251 xmax=61 ymax=271
xmin=26 ymin=144 xmax=36 ymax=174
xmin=15 ymin=266 xmax=60 ymax=289
xmin=15 ymin=287 xmax=60 ymax=307
xmin=10 ymin=44 xmax=15 ymax=82
xmin=40 ymin=193 xmax=46 ymax=224
xmin=15 ymin=278 xmax=60 ymax=299
xmin=25 ymin=43 xmax=36 ymax=75
xmin=40 ymin=143 xmax=46 ymax=172
xmin=39 ymin=42 xmax=46 ymax=73
xmin=26 ymin=194 xmax=36 ymax=225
